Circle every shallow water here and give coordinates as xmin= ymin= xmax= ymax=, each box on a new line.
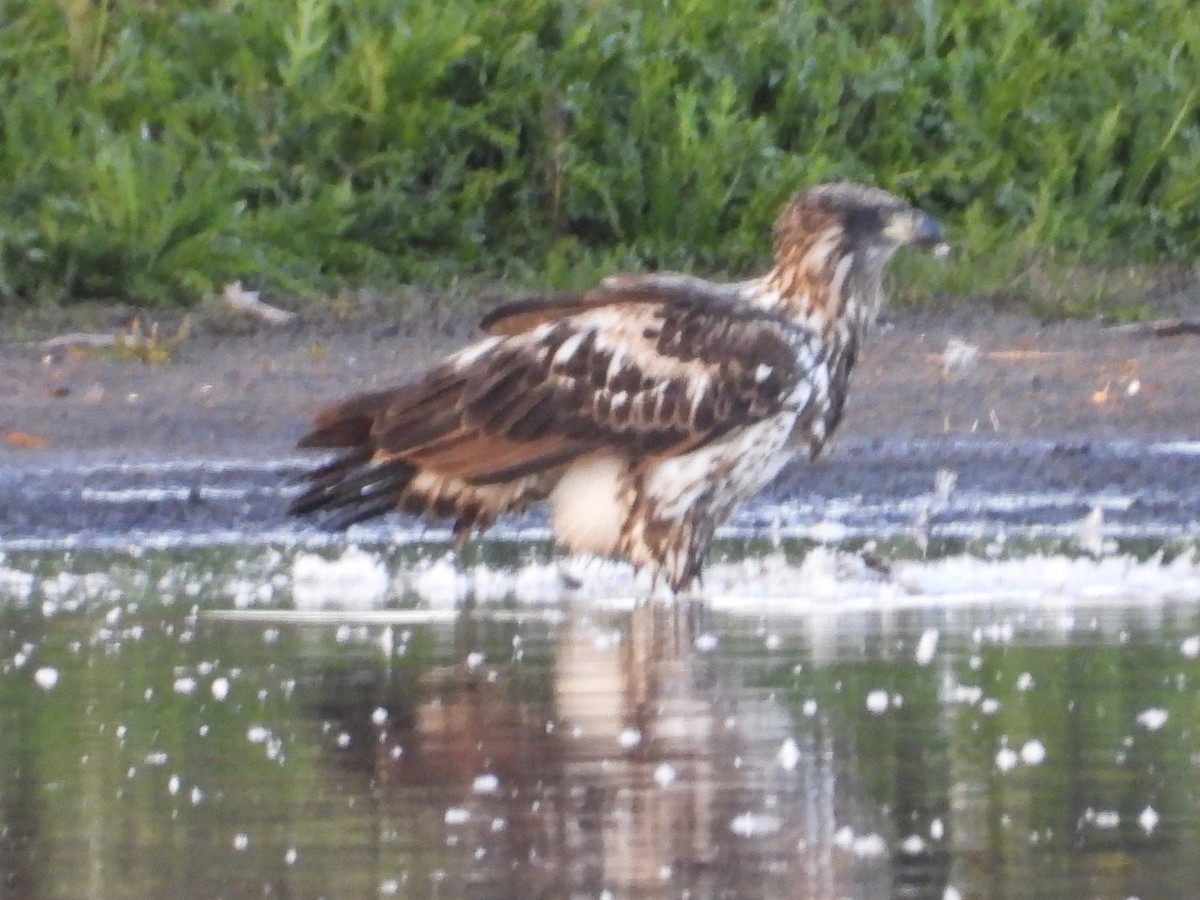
xmin=3 ymin=542 xmax=1200 ymax=899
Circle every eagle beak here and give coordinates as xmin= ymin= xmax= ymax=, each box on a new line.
xmin=912 ymin=212 xmax=945 ymax=247
xmin=886 ymin=209 xmax=950 ymax=258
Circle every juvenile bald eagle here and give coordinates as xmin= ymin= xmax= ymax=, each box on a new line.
xmin=290 ymin=182 xmax=946 ymax=591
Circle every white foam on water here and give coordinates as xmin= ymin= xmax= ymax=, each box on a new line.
xmin=729 ymin=811 xmax=782 ymax=837
xmin=472 ymin=774 xmax=500 ymax=795
xmin=777 ymin=738 xmax=801 ymax=771
xmin=865 ymin=691 xmax=890 ymax=715
xmin=211 ymin=677 xmax=230 ymax=701
xmin=0 ymin=566 xmax=35 ymax=601
xmin=292 ymin=546 xmax=389 ymax=609
xmin=833 ymin=826 xmax=888 ymax=859
xmin=1139 ymin=806 xmax=1160 ymax=833
xmin=191 ymin=540 xmax=1200 ymax=616
xmin=915 ymin=629 xmax=939 ymax=665
xmin=1020 ymin=740 xmax=1047 ymax=766
xmin=1136 ymin=708 xmax=1169 ymax=731
xmin=995 ymin=746 xmax=1019 ymax=772
xmin=5 ymin=538 xmax=1200 ymax=620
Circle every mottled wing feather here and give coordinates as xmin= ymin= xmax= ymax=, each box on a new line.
xmin=292 ymin=286 xmax=819 ymax=534
xmin=818 ymin=337 xmax=858 ymax=452
xmin=479 ymin=292 xmax=595 ymax=336
xmin=480 ymin=280 xmax=749 ymax=337
xmin=296 ymin=388 xmax=397 ymax=448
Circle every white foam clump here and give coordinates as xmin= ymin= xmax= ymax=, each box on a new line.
xmin=472 ymin=774 xmax=500 ymax=794
xmin=246 ymin=725 xmax=271 ymax=744
xmin=1138 ymin=806 xmax=1160 ymax=833
xmin=995 ymin=746 xmax=1019 ymax=772
xmin=40 ymin=571 xmax=111 ymax=603
xmin=729 ymin=812 xmax=782 ymax=837
xmin=211 ymin=677 xmax=231 ymax=701
xmin=618 ymin=728 xmax=642 ymax=748
xmin=806 ymin=520 xmax=849 ymax=543
xmin=915 ymin=628 xmax=939 ymax=665
xmin=0 ymin=566 xmax=35 ymax=601
xmin=292 ymin=546 xmax=389 ymax=609
xmin=1020 ymin=739 xmax=1047 ymax=765
xmin=833 ymin=826 xmax=888 ymax=858
xmin=777 ymin=737 xmax=802 ymax=771
xmin=1136 ymin=708 xmax=1169 ymax=731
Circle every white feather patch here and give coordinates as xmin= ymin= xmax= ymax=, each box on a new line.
xmin=644 ymin=414 xmax=798 ymax=523
xmin=552 ymin=330 xmax=588 ymax=366
xmin=828 ymin=253 xmax=855 ymax=303
xmin=806 ymin=233 xmax=841 ymax=270
xmin=549 ymin=455 xmax=628 ymax=556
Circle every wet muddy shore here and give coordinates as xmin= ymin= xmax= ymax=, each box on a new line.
xmin=2 ymin=311 xmax=1199 ymax=545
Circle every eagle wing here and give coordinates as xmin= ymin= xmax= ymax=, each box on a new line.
xmin=291 ymin=284 xmax=822 ymax=533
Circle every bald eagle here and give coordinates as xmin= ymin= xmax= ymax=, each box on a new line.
xmin=290 ymin=183 xmax=946 ymax=591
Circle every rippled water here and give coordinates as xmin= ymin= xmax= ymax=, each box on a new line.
xmin=4 ymin=541 xmax=1200 ymax=899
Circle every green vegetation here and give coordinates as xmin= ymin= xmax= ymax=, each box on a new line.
xmin=1 ymin=0 xmax=1197 ymax=314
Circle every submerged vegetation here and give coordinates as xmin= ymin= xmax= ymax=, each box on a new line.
xmin=0 ymin=0 xmax=1197 ymax=313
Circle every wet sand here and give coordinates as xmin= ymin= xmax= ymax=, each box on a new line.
xmin=2 ymin=310 xmax=1197 ymax=463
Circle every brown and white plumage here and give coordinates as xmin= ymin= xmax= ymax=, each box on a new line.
xmin=290 ymin=182 xmax=946 ymax=591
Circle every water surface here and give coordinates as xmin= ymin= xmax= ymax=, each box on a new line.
xmin=3 ymin=542 xmax=1200 ymax=898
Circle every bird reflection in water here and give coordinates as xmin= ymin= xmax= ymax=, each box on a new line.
xmin=309 ymin=603 xmax=940 ymax=899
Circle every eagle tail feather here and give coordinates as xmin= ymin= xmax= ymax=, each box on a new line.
xmin=288 ymin=460 xmax=416 ymax=519
xmin=321 ymin=496 xmax=409 ymax=531
xmin=289 ymin=445 xmax=374 ymax=488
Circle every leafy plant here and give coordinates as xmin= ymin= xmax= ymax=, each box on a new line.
xmin=0 ymin=0 xmax=1197 ymax=314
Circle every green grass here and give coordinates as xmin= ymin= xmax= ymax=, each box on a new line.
xmin=1 ymin=0 xmax=1198 ymax=316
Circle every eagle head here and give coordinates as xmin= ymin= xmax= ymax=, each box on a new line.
xmin=770 ymin=182 xmax=946 ymax=328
